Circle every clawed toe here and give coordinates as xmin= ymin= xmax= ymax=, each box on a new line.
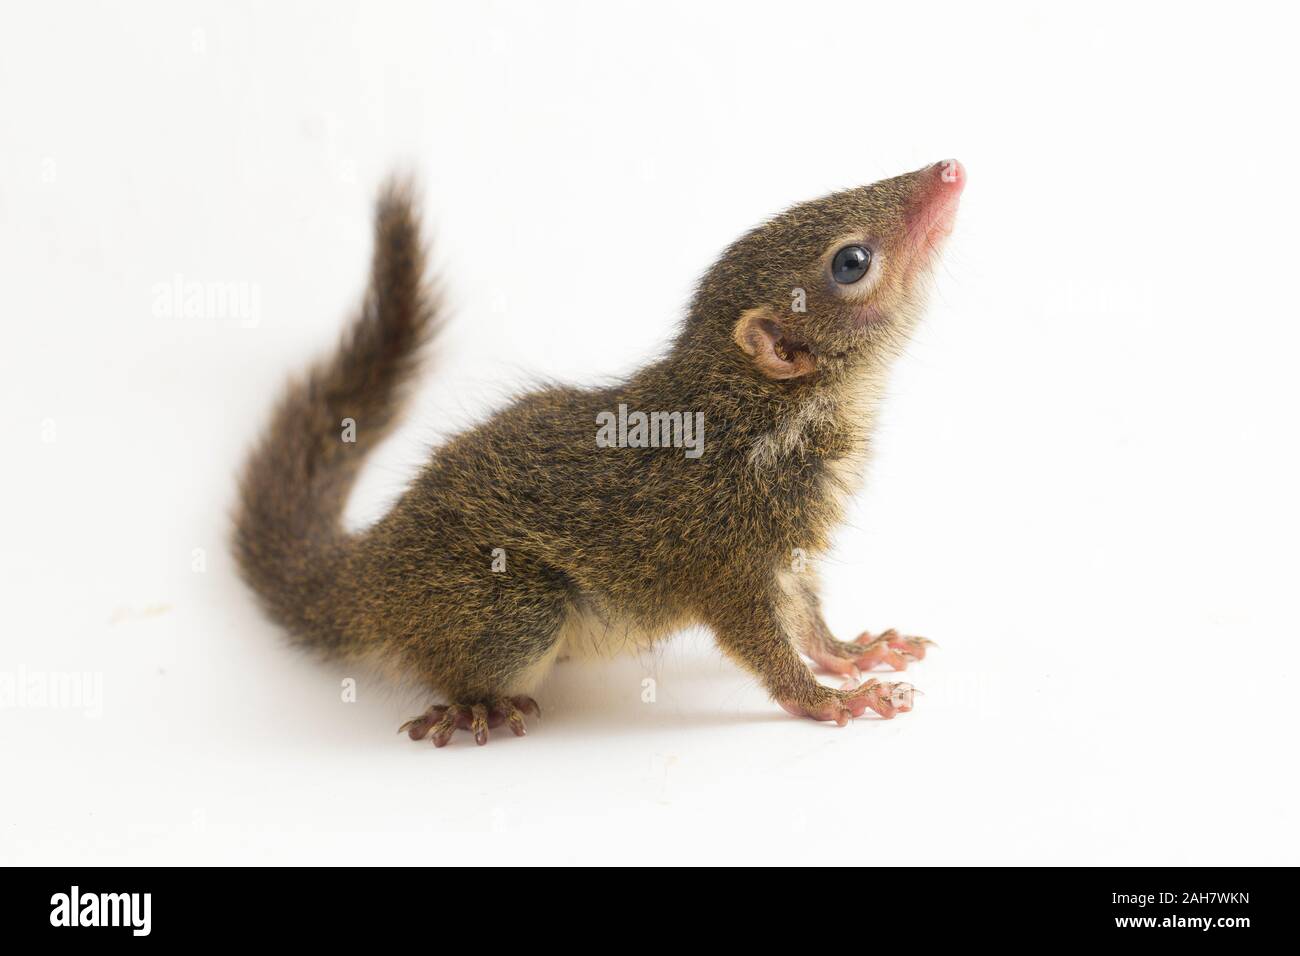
xmin=398 ymin=704 xmax=450 ymax=741
xmin=849 ymin=678 xmax=917 ymax=719
xmin=430 ymin=708 xmax=461 ymax=747
xmin=501 ymin=695 xmax=539 ymax=737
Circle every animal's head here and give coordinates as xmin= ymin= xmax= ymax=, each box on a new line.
xmin=689 ymin=160 xmax=964 ymax=384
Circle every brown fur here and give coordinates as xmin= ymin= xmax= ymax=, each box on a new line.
xmin=233 ymin=161 xmax=960 ymax=734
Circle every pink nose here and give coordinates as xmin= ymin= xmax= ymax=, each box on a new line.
xmin=933 ymin=158 xmax=965 ymax=191
xmin=903 ymin=159 xmax=964 ymax=251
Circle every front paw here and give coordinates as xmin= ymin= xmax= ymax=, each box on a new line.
xmin=779 ymin=679 xmax=916 ymax=726
xmin=808 ymin=628 xmax=935 ymax=678
xmin=850 ymin=629 xmax=935 ymax=671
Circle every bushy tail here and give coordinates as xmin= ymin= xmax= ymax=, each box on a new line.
xmin=232 ymin=179 xmax=438 ymax=641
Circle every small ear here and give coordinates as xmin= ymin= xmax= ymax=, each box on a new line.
xmin=732 ymin=308 xmax=817 ymax=380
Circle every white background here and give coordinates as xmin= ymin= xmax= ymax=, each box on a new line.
xmin=2 ymin=1 xmax=1298 ymax=866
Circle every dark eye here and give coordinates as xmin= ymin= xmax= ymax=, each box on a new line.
xmin=831 ymin=245 xmax=872 ymax=284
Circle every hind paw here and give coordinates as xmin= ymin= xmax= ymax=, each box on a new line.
xmin=399 ymin=696 xmax=540 ymax=747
